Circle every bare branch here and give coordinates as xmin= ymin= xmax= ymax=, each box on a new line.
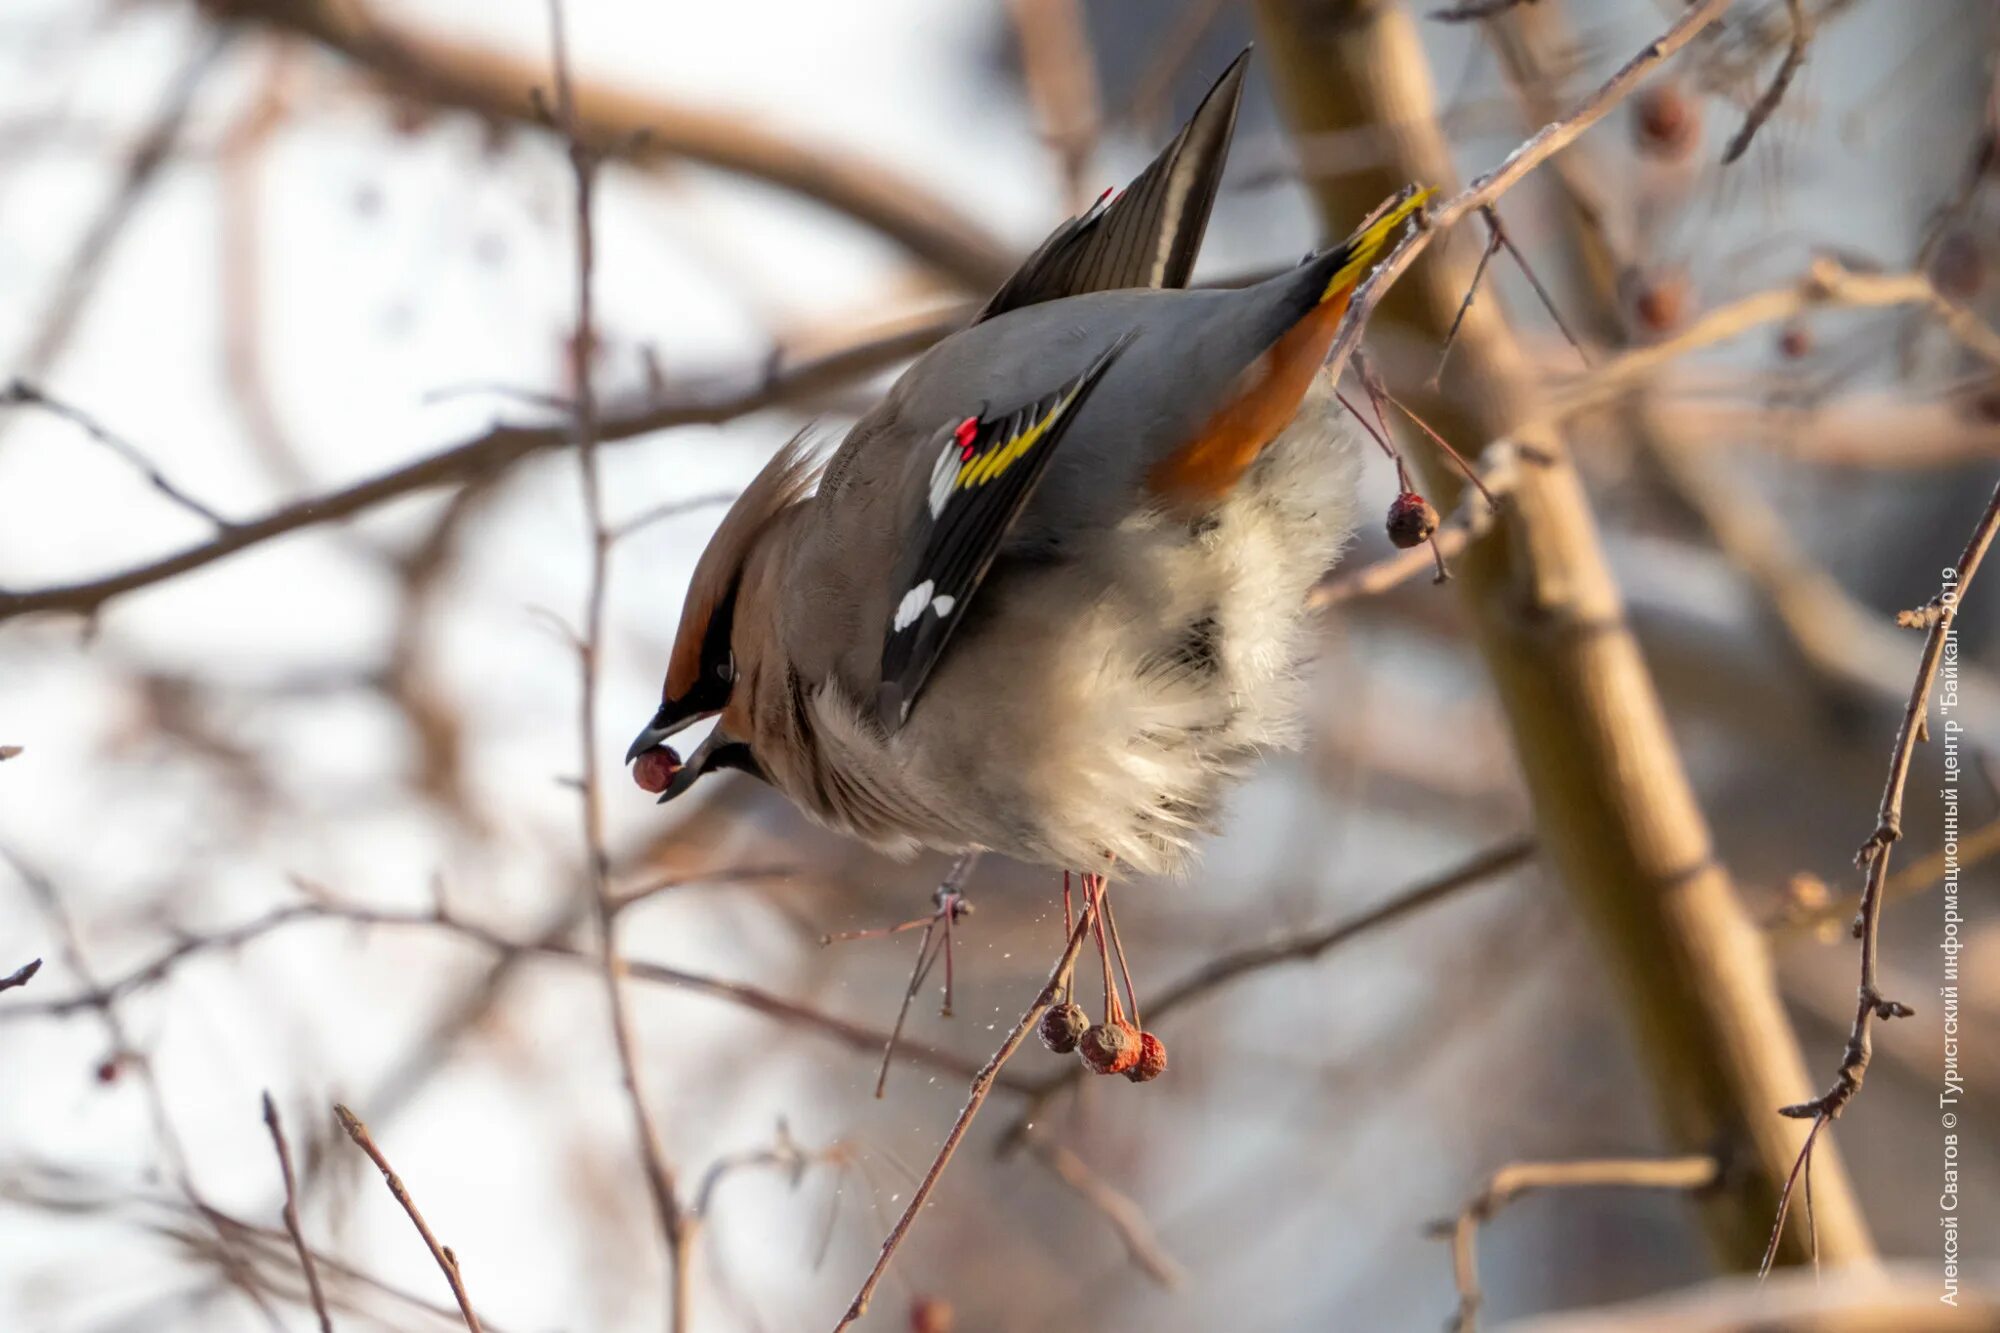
xmin=261 ymin=1093 xmax=334 ymax=1333
xmin=544 ymin=4 xmax=692 ymax=1323
xmin=0 ymin=895 xmax=1014 ymax=1087
xmin=1434 ymin=1156 xmax=1719 ymax=1331
xmin=1784 ymin=480 xmax=2000 ymax=1124
xmin=333 ymin=1103 xmax=483 ymax=1332
xmin=0 ymin=958 xmax=41 ymax=993
xmin=3 ymin=379 xmax=229 ymax=528
xmin=0 ymin=312 xmax=958 ymax=625
xmin=1026 ymin=1135 xmax=1187 ymax=1288
xmin=1721 ymin=0 xmax=1812 ymax=166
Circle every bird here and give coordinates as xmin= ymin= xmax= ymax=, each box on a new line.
xmin=626 ymin=51 xmax=1425 ymax=880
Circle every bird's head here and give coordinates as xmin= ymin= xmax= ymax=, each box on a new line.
xmin=626 ymin=437 xmax=817 ymax=803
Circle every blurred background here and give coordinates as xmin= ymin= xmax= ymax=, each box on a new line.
xmin=1 ymin=1 xmax=1996 ymax=1329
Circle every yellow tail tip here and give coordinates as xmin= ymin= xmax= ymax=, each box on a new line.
xmin=1321 ymin=185 xmax=1434 ymax=301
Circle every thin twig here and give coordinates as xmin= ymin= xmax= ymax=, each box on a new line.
xmin=1429 ymin=0 xmax=1539 ymax=23
xmin=3 ymin=380 xmax=228 ymax=527
xmin=1763 ymin=480 xmax=2000 ymax=1266
xmin=1321 ymin=0 xmax=1739 ymax=392
xmin=261 ymin=1092 xmax=334 ymax=1333
xmin=1783 ymin=479 xmax=2000 ymax=1122
xmin=205 ymin=0 xmax=1014 ymax=287
xmin=6 ymin=32 xmax=230 ymax=386
xmin=1484 ymin=206 xmax=1589 ymax=366
xmin=1026 ymin=1136 xmax=1187 ymax=1288
xmin=0 ymin=958 xmax=41 ymax=992
xmin=545 ymin=5 xmax=690 ymax=1325
xmin=0 ymin=894 xmax=1014 ymax=1087
xmin=1434 ymin=1155 xmax=1718 ymax=1331
xmin=1722 ymin=0 xmax=1812 ymax=166
xmin=332 ymin=1104 xmax=482 ymax=1332
xmin=835 ymin=904 xmax=1098 ymax=1330
xmin=1430 ymin=219 xmax=1501 ymax=388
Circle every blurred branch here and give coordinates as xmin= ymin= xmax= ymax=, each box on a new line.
xmin=1508 ymin=1268 xmax=1999 ymax=1331
xmin=1025 ymin=1135 xmax=1187 ymax=1289
xmin=1255 ymin=0 xmax=1874 ymax=1266
xmin=1000 ymin=837 xmax=1535 ymax=1147
xmin=334 ymin=1104 xmax=484 ymax=1332
xmin=1543 ymin=259 xmax=2000 ymax=429
xmin=2 ymin=849 xmax=285 ymax=1326
xmin=1119 ymin=0 xmax=1232 ymax=132
xmin=0 ymin=893 xmax=1018 ymax=1087
xmin=2 ymin=379 xmax=228 ymax=527
xmin=6 ymin=30 xmax=229 ymax=386
xmin=1433 ymin=1155 xmax=1719 ymax=1332
xmin=1721 ymin=0 xmax=1811 ymax=166
xmin=0 ymin=310 xmax=960 ymax=625
xmin=1777 ymin=815 xmax=2000 ymax=938
xmin=1007 ymin=0 xmax=1101 ymax=213
xmin=202 ymin=0 xmax=1016 ymax=289
xmin=543 ymin=6 xmax=692 ymax=1324
xmin=260 ymin=1093 xmax=333 ymax=1333
xmin=1429 ymin=0 xmax=1542 ymax=23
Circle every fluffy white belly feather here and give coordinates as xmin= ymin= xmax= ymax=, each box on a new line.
xmin=803 ymin=379 xmax=1365 ymax=876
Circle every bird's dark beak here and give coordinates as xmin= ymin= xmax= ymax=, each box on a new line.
xmin=655 ymin=726 xmax=764 ymax=804
xmin=625 ymin=701 xmax=702 ymax=764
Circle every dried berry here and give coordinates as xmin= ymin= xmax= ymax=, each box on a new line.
xmin=1038 ymin=1001 xmax=1088 ymax=1055
xmin=1932 ymin=231 xmax=1985 ymax=301
xmin=909 ymin=1298 xmax=954 ymax=1333
xmin=1078 ymin=1020 xmax=1140 ymax=1076
xmin=1125 ymin=1031 xmax=1168 ymax=1083
xmin=631 ymin=745 xmax=683 ymax=795
xmin=1626 ymin=268 xmax=1690 ymax=336
xmin=1385 ymin=492 xmax=1439 ymax=549
xmin=1632 ymin=84 xmax=1699 ymax=161
xmin=1777 ymin=324 xmax=1812 ymax=360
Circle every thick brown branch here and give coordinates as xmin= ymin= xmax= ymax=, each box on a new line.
xmin=204 ymin=0 xmax=1014 ymax=288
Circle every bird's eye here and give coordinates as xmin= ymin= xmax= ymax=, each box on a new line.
xmin=716 ymin=653 xmax=735 ymax=683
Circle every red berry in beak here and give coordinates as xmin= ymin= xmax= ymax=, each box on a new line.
xmin=631 ymin=745 xmax=683 ymax=794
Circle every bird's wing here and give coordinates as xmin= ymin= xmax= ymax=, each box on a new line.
xmin=874 ymin=337 xmax=1129 ymax=730
xmin=974 ymin=50 xmax=1246 ymax=321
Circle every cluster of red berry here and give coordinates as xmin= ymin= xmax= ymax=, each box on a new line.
xmin=1037 ymin=1000 xmax=1167 ymax=1082
xmin=1037 ymin=871 xmax=1167 ymax=1083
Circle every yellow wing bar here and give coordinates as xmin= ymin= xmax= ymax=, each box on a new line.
xmin=1321 ymin=186 xmax=1435 ymax=302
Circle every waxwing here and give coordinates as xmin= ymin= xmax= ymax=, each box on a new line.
xmin=627 ymin=52 xmax=1426 ymax=877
